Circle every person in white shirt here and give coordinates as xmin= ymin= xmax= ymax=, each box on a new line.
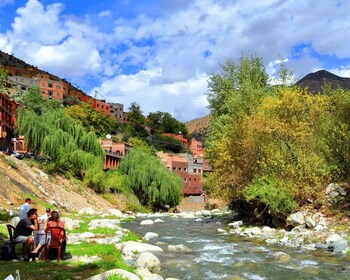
xmin=39 ymin=208 xmax=51 ymax=223
xmin=18 ymin=198 xmax=31 ymax=220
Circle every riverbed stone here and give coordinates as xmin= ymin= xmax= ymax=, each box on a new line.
xmin=328 ymin=239 xmax=348 ymax=253
xmin=121 ymin=241 xmax=163 ymax=256
xmin=243 ymin=227 xmax=262 ymax=236
xmin=137 ymin=268 xmax=164 ymax=280
xmin=86 ymin=269 xmax=140 ymax=280
xmin=141 ymin=219 xmax=154 ymax=225
xmin=136 ymin=252 xmax=161 ymax=273
xmin=305 ymin=216 xmax=316 ymax=228
xmin=287 ymin=211 xmax=305 ymax=227
xmin=154 ymin=218 xmax=165 ymax=223
xmin=269 ymin=252 xmax=292 ymax=263
xmin=228 ymin=221 xmax=243 ymax=229
xmin=144 ymin=232 xmax=159 ymax=241
xmin=167 ymin=244 xmax=192 ymax=253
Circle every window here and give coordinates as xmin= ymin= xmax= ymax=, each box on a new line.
xmin=42 ymin=83 xmax=46 ymax=87
xmin=178 ymin=167 xmax=181 ymax=171
xmin=184 ymin=168 xmax=187 ymax=172
xmin=184 ymin=178 xmax=187 ymax=182
xmin=57 ymin=93 xmax=60 ymax=97
xmin=173 ymin=167 xmax=176 ymax=170
xmin=189 ymin=178 xmax=192 ymax=181
xmin=48 ymin=83 xmax=53 ymax=88
xmin=194 ymin=168 xmax=197 ymax=173
xmin=56 ymin=85 xmax=61 ymax=90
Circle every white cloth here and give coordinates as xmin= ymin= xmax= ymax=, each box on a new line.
xmin=40 ymin=214 xmax=50 ymax=222
xmin=18 ymin=202 xmax=30 ymax=220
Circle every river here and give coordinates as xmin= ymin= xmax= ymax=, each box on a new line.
xmin=123 ymin=215 xmax=350 ymax=280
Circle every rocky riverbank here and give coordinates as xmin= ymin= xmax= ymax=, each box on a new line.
xmin=78 ymin=207 xmax=349 ymax=279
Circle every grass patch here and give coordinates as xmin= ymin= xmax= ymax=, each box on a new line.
xmin=107 ymin=274 xmax=128 ymax=280
xmin=121 ymin=231 xmax=139 ymax=242
xmin=2 ymin=156 xmax=19 ymax=170
xmin=68 ymin=241 xmax=135 ymax=272
xmin=0 ymin=209 xmax=11 ymax=222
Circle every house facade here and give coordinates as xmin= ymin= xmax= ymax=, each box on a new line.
xmin=157 ymin=151 xmax=203 ymax=196
xmin=0 ymin=91 xmax=18 ymax=147
xmin=100 ymin=139 xmax=132 ymax=169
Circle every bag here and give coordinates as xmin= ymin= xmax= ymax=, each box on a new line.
xmin=1 ymin=243 xmax=16 ymax=261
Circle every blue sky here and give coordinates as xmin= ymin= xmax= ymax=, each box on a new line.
xmin=1 ymin=0 xmax=350 ymax=122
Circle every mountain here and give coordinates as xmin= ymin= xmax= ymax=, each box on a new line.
xmin=296 ymin=70 xmax=350 ymax=93
xmin=186 ymin=115 xmax=211 ymax=142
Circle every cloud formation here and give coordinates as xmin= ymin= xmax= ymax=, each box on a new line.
xmin=1 ymin=0 xmax=350 ymax=121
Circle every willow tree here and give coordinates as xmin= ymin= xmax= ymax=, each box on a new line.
xmin=16 ymin=91 xmax=104 ymax=178
xmin=118 ymin=147 xmax=182 ymax=210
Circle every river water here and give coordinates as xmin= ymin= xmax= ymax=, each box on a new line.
xmin=123 ymin=215 xmax=350 ymax=280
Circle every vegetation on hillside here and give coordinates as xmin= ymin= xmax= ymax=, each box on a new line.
xmin=14 ymin=89 xmax=183 ymax=211
xmin=205 ymin=55 xmax=350 ymax=224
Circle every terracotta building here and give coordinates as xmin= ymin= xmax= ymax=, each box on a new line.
xmin=157 ymin=151 xmax=203 ymax=196
xmin=0 ymin=91 xmax=18 ymax=147
xmin=100 ymin=139 xmax=132 ymax=169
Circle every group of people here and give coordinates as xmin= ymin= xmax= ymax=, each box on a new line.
xmin=14 ymin=198 xmax=65 ymax=261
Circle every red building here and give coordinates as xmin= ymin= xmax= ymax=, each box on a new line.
xmin=157 ymin=151 xmax=203 ymax=195
xmin=0 ymin=91 xmax=18 ymax=146
xmin=100 ymin=139 xmax=132 ymax=169
xmin=80 ymin=95 xmax=111 ymax=116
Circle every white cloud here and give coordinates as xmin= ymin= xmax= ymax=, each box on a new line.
xmin=1 ymin=0 xmax=350 ymax=121
xmin=91 ymin=69 xmax=209 ymax=122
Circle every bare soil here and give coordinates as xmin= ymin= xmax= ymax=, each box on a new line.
xmin=0 ymin=154 xmax=115 ymax=214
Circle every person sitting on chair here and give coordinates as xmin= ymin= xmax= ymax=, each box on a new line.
xmin=14 ymin=208 xmax=38 ymax=261
xmin=31 ymin=210 xmax=65 ymax=255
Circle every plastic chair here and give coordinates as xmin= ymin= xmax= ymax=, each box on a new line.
xmin=41 ymin=226 xmax=66 ymax=261
xmin=6 ymin=224 xmax=25 ymax=257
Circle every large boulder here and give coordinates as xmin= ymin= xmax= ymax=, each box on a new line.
xmin=86 ymin=269 xmax=141 ymax=280
xmin=121 ymin=241 xmax=163 ymax=256
xmin=287 ymin=211 xmax=305 ymax=227
xmin=136 ymin=252 xmax=161 ymax=273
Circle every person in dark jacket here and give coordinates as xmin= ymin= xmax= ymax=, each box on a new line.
xmin=14 ymin=208 xmax=38 ymax=260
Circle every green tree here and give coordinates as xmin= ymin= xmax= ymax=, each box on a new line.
xmin=65 ymin=101 xmax=117 ymax=137
xmin=123 ymin=102 xmax=148 ymax=140
xmin=118 ymin=147 xmax=182 ymax=210
xmin=16 ymin=92 xmax=104 ymax=178
xmin=147 ymin=111 xmax=188 ymax=137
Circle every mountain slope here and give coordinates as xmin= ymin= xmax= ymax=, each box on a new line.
xmin=296 ymin=70 xmax=350 ymax=93
xmin=0 ymin=154 xmax=116 ymax=214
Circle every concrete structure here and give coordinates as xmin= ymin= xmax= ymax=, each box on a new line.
xmin=8 ymin=76 xmax=39 ymax=91
xmin=110 ymin=103 xmax=124 ymax=123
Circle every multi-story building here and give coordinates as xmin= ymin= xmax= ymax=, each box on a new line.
xmin=0 ymin=91 xmax=18 ymax=147
xmin=100 ymin=139 xmax=132 ymax=169
xmin=80 ymin=95 xmax=111 ymax=116
xmin=110 ymin=103 xmax=124 ymax=123
xmin=157 ymin=151 xmax=203 ymax=196
xmin=38 ymin=73 xmax=66 ymax=100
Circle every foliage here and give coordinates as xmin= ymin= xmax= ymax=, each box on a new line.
xmin=16 ymin=91 xmax=104 ymax=178
xmin=65 ymin=101 xmax=117 ymax=137
xmin=147 ymin=111 xmax=189 ymax=137
xmin=148 ymin=133 xmax=185 ymax=153
xmin=118 ymin=147 xmax=183 ymax=210
xmin=205 ymin=54 xmax=350 ymax=218
xmin=123 ymin=102 xmax=149 ymax=140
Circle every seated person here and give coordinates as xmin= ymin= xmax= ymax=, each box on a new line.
xmin=39 ymin=208 xmax=51 ymax=223
xmin=31 ymin=210 xmax=66 ymax=256
xmin=14 ymin=208 xmax=39 ymax=260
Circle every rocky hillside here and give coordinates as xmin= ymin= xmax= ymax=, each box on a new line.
xmin=185 ymin=115 xmax=211 ymax=142
xmin=0 ymin=154 xmax=117 ymax=214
